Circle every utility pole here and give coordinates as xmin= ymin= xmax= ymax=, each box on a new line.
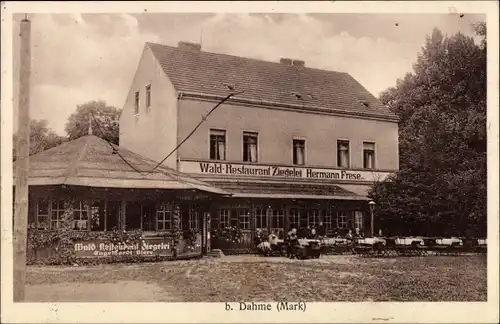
xmin=14 ymin=15 xmax=31 ymax=302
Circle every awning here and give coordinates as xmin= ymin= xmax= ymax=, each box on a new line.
xmin=206 ymin=180 xmax=369 ymax=201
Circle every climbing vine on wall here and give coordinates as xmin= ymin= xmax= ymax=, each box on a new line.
xmin=26 ymin=198 xmax=187 ymax=265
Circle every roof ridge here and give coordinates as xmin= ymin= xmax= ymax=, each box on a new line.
xmin=146 ymin=41 xmax=350 ymax=76
xmin=62 ymin=135 xmax=92 ymax=184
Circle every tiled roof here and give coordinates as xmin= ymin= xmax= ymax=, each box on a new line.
xmin=147 ymin=42 xmax=397 ymax=120
xmin=13 ymin=135 xmax=229 ymax=195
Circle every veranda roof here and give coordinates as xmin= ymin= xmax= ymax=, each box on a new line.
xmin=13 ymin=135 xmax=230 ymax=195
xmin=206 ymin=180 xmax=370 ymax=201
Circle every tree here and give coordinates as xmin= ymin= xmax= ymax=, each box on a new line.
xmin=65 ymin=100 xmax=121 ymax=145
xmin=13 ymin=119 xmax=67 ymax=160
xmin=370 ymin=24 xmax=487 ymax=237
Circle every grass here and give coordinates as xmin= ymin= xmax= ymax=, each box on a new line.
xmin=25 ymin=254 xmax=487 ymax=302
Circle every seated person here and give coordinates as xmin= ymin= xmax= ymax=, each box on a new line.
xmin=317 ymin=222 xmax=326 ymax=238
xmin=254 ymin=229 xmax=263 ymax=247
xmin=268 ymin=231 xmax=279 ymax=252
xmin=354 ymin=228 xmax=364 ymax=239
xmin=308 ymin=228 xmax=318 ymax=239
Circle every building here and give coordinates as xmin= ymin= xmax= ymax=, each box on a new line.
xmin=120 ymin=41 xmax=399 ymax=251
xmin=14 ymin=134 xmax=228 ymax=263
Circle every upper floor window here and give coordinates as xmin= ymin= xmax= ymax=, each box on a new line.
xmin=243 ymin=132 xmax=258 ymax=163
xmin=292 ymin=139 xmax=305 ymax=165
xmin=145 ymin=85 xmax=151 ymax=112
xmin=337 ymin=140 xmax=350 ymax=168
xmin=134 ymin=91 xmax=140 ymax=115
xmin=209 ymin=129 xmax=226 ymax=160
xmin=363 ymin=142 xmax=375 ymax=169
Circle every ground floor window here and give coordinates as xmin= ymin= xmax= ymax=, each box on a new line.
xmin=323 ymin=209 xmax=333 ymax=230
xmin=50 ymin=200 xmax=65 ymax=229
xmin=270 ymin=209 xmax=285 ymax=233
xmin=126 ymin=202 xmax=142 ymax=230
xmin=73 ymin=201 xmax=89 ymax=230
xmin=188 ymin=205 xmax=200 ymax=230
xmin=238 ymin=208 xmax=251 ymax=230
xmin=354 ymin=211 xmax=363 ymax=230
xmin=289 ymin=208 xmax=300 ymax=229
xmin=337 ymin=211 xmax=348 ymax=229
xmin=219 ymin=208 xmax=230 ymax=229
xmin=255 ymin=207 xmax=267 ymax=232
xmin=156 ymin=203 xmax=173 ymax=230
xmin=90 ymin=200 xmax=105 ymax=231
xmin=36 ymin=199 xmax=50 ymax=230
xmin=308 ymin=209 xmax=320 ymax=228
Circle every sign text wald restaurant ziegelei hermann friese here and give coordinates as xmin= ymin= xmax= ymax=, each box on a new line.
xmin=180 ymin=161 xmax=392 ymax=182
xmin=74 ymin=237 xmax=173 ymax=258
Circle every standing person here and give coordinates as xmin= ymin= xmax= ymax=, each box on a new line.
xmin=288 ymin=228 xmax=299 ymax=259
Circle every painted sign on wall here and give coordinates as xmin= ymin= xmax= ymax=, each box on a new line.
xmin=74 ymin=237 xmax=173 ymax=258
xmin=180 ymin=160 xmax=393 ymax=182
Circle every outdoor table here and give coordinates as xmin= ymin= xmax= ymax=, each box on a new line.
xmin=395 ymin=237 xmax=424 ymax=245
xmin=357 ymin=237 xmax=386 ymax=245
xmin=322 ymin=238 xmax=348 ymax=245
xmin=436 ymin=238 xmax=463 ymax=246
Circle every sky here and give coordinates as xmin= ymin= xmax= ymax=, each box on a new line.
xmin=12 ymin=12 xmax=485 ymax=135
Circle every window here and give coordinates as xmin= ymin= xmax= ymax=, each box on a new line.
xmin=323 ymin=210 xmax=333 ymax=230
xmin=363 ymin=142 xmax=375 ymax=169
xmin=243 ymin=132 xmax=258 ymax=162
xmin=36 ymin=199 xmax=50 ymax=230
xmin=289 ymin=208 xmax=300 ymax=229
xmin=210 ymin=129 xmax=226 ymax=160
xmin=270 ymin=209 xmax=285 ymax=232
xmin=134 ymin=91 xmax=139 ymax=115
xmin=156 ymin=203 xmax=172 ymax=230
xmin=255 ymin=208 xmax=267 ymax=231
xmin=337 ymin=211 xmax=347 ymax=229
xmin=337 ymin=140 xmax=350 ymax=168
xmin=308 ymin=209 xmax=320 ymax=228
xmin=50 ymin=200 xmax=65 ymax=229
xmin=293 ymin=139 xmax=305 ymax=165
xmin=125 ymin=202 xmax=142 ymax=230
xmin=219 ymin=208 xmax=230 ymax=229
xmin=73 ymin=201 xmax=89 ymax=230
xmin=90 ymin=200 xmax=104 ymax=231
xmin=354 ymin=211 xmax=363 ymax=230
xmin=188 ymin=205 xmax=200 ymax=229
xmin=145 ymin=85 xmax=151 ymax=111
xmin=239 ymin=208 xmax=250 ymax=230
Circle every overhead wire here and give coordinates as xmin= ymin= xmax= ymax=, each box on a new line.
xmin=90 ymin=111 xmax=146 ymax=175
xmin=147 ymin=90 xmax=244 ymax=173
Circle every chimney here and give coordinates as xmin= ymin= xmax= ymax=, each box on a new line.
xmin=178 ymin=41 xmax=201 ymax=51
xmin=280 ymin=58 xmax=293 ymax=66
xmin=292 ymin=60 xmax=305 ymax=67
